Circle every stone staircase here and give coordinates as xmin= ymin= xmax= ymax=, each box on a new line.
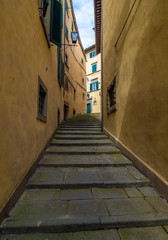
xmin=1 ymin=116 xmax=168 ymax=239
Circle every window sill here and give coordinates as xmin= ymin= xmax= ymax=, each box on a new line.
xmin=37 ymin=112 xmax=47 ymax=123
xmin=107 ymin=105 xmax=117 ymax=114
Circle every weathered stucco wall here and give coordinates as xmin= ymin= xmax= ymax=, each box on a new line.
xmin=103 ymin=0 xmax=168 ymax=180
xmin=63 ymin=0 xmax=86 ymax=117
xmin=0 ymin=0 xmax=64 ymax=211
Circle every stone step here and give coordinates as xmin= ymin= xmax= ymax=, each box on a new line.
xmin=50 ymin=139 xmax=113 ymax=146
xmin=27 ymin=166 xmax=150 ymax=189
xmin=2 ymin=227 xmax=168 ymax=240
xmin=46 ymin=145 xmax=120 ymax=154
xmin=54 ymin=134 xmax=108 ymax=140
xmin=2 ymin=192 xmax=168 ymax=234
xmin=60 ymin=125 xmax=101 ymax=128
xmin=56 ymin=130 xmax=103 ymax=135
xmin=39 ymin=153 xmax=132 ymax=167
xmin=58 ymin=128 xmax=101 ymax=131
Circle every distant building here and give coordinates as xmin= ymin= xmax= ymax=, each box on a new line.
xmin=84 ymin=45 xmax=101 ymax=114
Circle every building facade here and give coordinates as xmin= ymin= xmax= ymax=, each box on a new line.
xmin=0 ymin=0 xmax=85 ymax=219
xmin=85 ymin=45 xmax=101 ymax=114
xmin=63 ymin=0 xmax=86 ymax=120
xmin=94 ymin=0 xmax=168 ymax=198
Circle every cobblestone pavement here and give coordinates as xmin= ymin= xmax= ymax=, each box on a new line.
xmin=1 ymin=115 xmax=168 ymax=239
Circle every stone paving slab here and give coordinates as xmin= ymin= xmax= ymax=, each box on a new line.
xmin=69 ymin=199 xmax=109 ymax=217
xmin=8 ymin=200 xmax=68 ymax=221
xmin=28 ymin=167 xmax=150 ymax=189
xmin=92 ymin=188 xmax=127 ymax=199
xmin=59 ymin=128 xmax=102 ymax=131
xmin=54 ymin=134 xmax=108 ymax=139
xmin=105 ymin=198 xmax=156 ymax=216
xmin=39 ymin=153 xmax=132 ymax=167
xmin=137 ymin=186 xmax=160 ymax=197
xmin=56 ymin=130 xmax=104 ymax=134
xmin=46 ymin=145 xmax=120 ymax=154
xmin=60 ymin=189 xmax=93 ymax=200
xmin=51 ymin=139 xmax=113 ymax=145
xmin=0 ymin=229 xmax=120 ymax=240
xmin=19 ymin=189 xmax=60 ymax=201
xmin=124 ymin=188 xmax=143 ymax=198
xmin=127 ymin=166 xmax=147 ymax=180
xmin=145 ymin=197 xmax=168 ymax=212
xmin=119 ymin=226 xmax=168 ymax=240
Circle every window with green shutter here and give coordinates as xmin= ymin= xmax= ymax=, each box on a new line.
xmin=72 ymin=21 xmax=74 ymax=31
xmin=50 ymin=0 xmax=63 ymax=47
xmin=81 ymin=58 xmax=84 ymax=64
xmin=90 ymin=53 xmax=93 ymax=58
xmin=92 ymin=63 xmax=97 ymax=73
xmin=66 ymin=26 xmax=69 ymax=40
xmin=66 ymin=0 xmax=69 ymax=15
xmin=90 ymin=83 xmax=93 ymax=92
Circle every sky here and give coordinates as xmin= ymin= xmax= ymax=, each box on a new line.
xmin=72 ymin=0 xmax=95 ymax=49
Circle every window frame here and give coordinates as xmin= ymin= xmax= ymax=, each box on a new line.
xmin=37 ymin=76 xmax=48 ymax=123
xmin=107 ymin=76 xmax=117 ymax=114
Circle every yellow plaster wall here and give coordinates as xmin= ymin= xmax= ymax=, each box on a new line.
xmin=103 ymin=0 xmax=168 ymax=180
xmin=63 ymin=0 xmax=87 ymax=117
xmin=0 ymin=0 xmax=64 ymax=211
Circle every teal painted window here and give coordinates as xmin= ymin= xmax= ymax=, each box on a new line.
xmin=92 ymin=63 xmax=97 ymax=73
xmin=50 ymin=0 xmax=63 ymax=47
xmin=90 ymin=51 xmax=96 ymax=58
xmin=90 ymin=83 xmax=92 ymax=92
xmin=93 ymin=100 xmax=97 ymax=105
xmin=90 ymin=81 xmax=98 ymax=91
xmin=66 ymin=25 xmax=69 ymax=39
xmin=72 ymin=21 xmax=74 ymax=31
xmin=66 ymin=0 xmax=69 ymax=15
xmin=81 ymin=58 xmax=84 ymax=64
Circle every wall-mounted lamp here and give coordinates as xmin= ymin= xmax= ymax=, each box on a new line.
xmin=71 ymin=32 xmax=78 ymax=44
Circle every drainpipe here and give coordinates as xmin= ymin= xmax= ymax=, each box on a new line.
xmin=101 ymin=0 xmax=103 ymax=132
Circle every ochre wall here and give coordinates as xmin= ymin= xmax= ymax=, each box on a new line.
xmin=0 ymin=0 xmax=64 ymax=211
xmin=63 ymin=0 xmax=87 ymax=117
xmin=103 ymin=0 xmax=168 ymax=180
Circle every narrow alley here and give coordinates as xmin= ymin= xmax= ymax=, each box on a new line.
xmin=1 ymin=115 xmax=168 ymax=239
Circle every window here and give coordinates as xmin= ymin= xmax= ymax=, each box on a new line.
xmin=81 ymin=58 xmax=84 ymax=64
xmin=37 ymin=76 xmax=48 ymax=122
xmin=64 ymin=75 xmax=69 ymax=92
xmin=87 ymin=77 xmax=89 ymax=82
xmin=87 ymin=93 xmax=90 ymax=99
xmin=90 ymin=81 xmax=98 ymax=91
xmin=92 ymin=63 xmax=97 ymax=73
xmin=73 ymin=109 xmax=76 ymax=115
xmin=57 ymin=108 xmax=60 ymax=126
xmin=74 ymin=89 xmax=76 ymax=100
xmin=83 ymin=93 xmax=85 ymax=100
xmin=93 ymin=100 xmax=97 ymax=105
xmin=65 ymin=53 xmax=68 ymax=67
xmin=90 ymin=51 xmax=96 ymax=58
xmin=82 ymin=78 xmax=84 ymax=85
xmin=66 ymin=25 xmax=69 ymax=40
xmin=107 ymin=76 xmax=116 ymax=114
xmin=72 ymin=21 xmax=74 ymax=31
xmin=39 ymin=0 xmax=63 ymax=47
xmin=66 ymin=0 xmax=69 ymax=15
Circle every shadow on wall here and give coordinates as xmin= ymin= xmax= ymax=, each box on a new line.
xmin=116 ymin=0 xmax=168 ymax=180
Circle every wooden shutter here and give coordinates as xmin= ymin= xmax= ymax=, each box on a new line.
xmin=90 ymin=83 xmax=92 ymax=92
xmin=90 ymin=53 xmax=92 ymax=58
xmin=50 ymin=0 xmax=63 ymax=47
xmin=96 ymin=81 xmax=98 ymax=90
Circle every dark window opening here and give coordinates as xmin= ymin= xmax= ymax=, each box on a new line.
xmin=37 ymin=76 xmax=48 ymax=122
xmin=73 ymin=109 xmax=76 ymax=115
xmin=64 ymin=75 xmax=69 ymax=92
xmin=82 ymin=78 xmax=84 ymax=85
xmin=74 ymin=89 xmax=76 ymax=100
xmin=57 ymin=108 xmax=60 ymax=126
xmin=107 ymin=76 xmax=116 ymax=114
xmin=83 ymin=93 xmax=85 ymax=100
